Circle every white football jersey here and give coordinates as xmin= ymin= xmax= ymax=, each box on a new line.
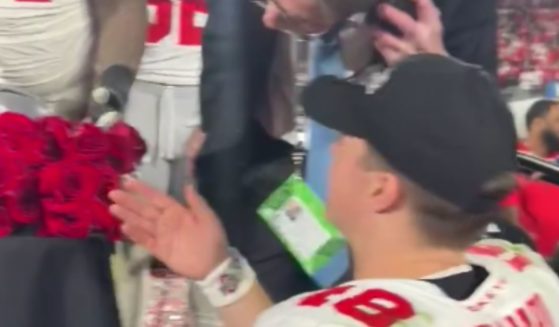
xmin=137 ymin=0 xmax=206 ymax=86
xmin=0 ymin=0 xmax=93 ymax=112
xmin=257 ymin=239 xmax=559 ymax=327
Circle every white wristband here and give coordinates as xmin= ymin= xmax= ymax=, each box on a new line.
xmin=195 ymin=248 xmax=256 ymax=308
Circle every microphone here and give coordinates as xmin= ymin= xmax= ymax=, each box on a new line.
xmin=337 ymin=0 xmax=418 ymax=72
xmin=367 ymin=0 xmax=417 ymax=68
xmin=365 ymin=0 xmax=417 ymax=36
xmin=92 ymin=65 xmax=135 ymax=111
xmin=90 ymin=65 xmax=135 ymax=127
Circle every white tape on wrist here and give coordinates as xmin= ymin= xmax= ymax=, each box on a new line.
xmin=195 ymin=248 xmax=256 ymax=308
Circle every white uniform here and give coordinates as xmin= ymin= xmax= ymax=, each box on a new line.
xmin=258 ymin=239 xmax=559 ymax=326
xmin=117 ymin=1 xmax=209 ymax=326
xmin=124 ymin=0 xmax=205 ymax=192
xmin=0 ymin=0 xmax=93 ymax=114
xmin=138 ymin=0 xmax=206 ymax=86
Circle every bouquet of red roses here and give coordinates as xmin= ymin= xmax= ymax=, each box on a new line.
xmin=0 ymin=112 xmax=145 ymax=327
xmin=0 ymin=112 xmax=146 ymax=241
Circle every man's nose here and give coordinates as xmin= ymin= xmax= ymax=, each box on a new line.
xmin=262 ymin=4 xmax=281 ymax=29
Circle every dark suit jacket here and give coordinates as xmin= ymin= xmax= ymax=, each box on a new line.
xmin=198 ymin=0 xmax=284 ymax=252
xmin=198 ymin=0 xmax=317 ymax=302
xmin=199 ymin=0 xmax=277 ymax=152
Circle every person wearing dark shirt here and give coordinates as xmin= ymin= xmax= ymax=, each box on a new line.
xmin=197 ymin=0 xmax=313 ymax=303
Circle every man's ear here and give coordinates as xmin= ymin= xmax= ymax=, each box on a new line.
xmin=366 ymin=172 xmax=403 ymax=213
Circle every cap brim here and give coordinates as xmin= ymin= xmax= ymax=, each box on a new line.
xmin=302 ymin=76 xmax=367 ymax=138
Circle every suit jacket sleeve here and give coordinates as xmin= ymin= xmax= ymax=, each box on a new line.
xmin=199 ymin=0 xmax=278 ymax=152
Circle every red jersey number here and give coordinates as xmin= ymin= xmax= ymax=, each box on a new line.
xmin=468 ymin=244 xmax=532 ymax=272
xmin=147 ymin=0 xmax=206 ymax=46
xmin=300 ymin=286 xmax=415 ymax=327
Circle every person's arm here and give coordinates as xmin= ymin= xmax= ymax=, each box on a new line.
xmin=88 ymin=0 xmax=147 ymax=118
xmin=90 ymin=0 xmax=147 ymax=83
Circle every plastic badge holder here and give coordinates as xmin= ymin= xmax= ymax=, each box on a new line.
xmin=258 ymin=175 xmax=345 ymax=276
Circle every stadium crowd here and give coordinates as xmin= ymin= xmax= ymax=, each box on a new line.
xmin=498 ymin=0 xmax=559 ymax=90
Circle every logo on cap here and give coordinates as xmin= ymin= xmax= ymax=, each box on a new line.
xmin=365 ymin=68 xmax=392 ymax=94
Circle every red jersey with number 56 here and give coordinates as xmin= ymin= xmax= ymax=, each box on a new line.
xmin=256 ymin=239 xmax=559 ymax=326
xmin=138 ymin=0 xmax=206 ymax=86
xmin=0 ymin=0 xmax=92 ymax=107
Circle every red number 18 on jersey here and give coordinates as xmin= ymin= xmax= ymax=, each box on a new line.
xmin=300 ymin=286 xmax=416 ymax=326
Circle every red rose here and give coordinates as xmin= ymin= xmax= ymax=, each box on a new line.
xmin=38 ymin=161 xmax=103 ymax=238
xmin=88 ymin=168 xmax=121 ymax=240
xmin=97 ymin=168 xmax=119 ymax=204
xmin=39 ymin=161 xmax=102 ymax=201
xmin=72 ymin=123 xmax=109 ymax=162
xmin=0 ymin=112 xmax=46 ymax=165
xmin=39 ymin=201 xmax=92 ymax=238
xmin=40 ymin=199 xmax=120 ymax=240
xmin=95 ymin=170 xmax=121 ymax=240
xmin=89 ymin=199 xmax=121 ymax=241
xmin=0 ymin=148 xmax=27 ymax=192
xmin=37 ymin=116 xmax=74 ymax=161
xmin=108 ymin=122 xmax=146 ymax=161
xmin=0 ymin=205 xmax=13 ymax=237
xmin=107 ymin=122 xmax=146 ymax=173
xmin=0 ymin=135 xmax=40 ymax=228
xmin=0 ymin=112 xmax=37 ymax=146
xmin=3 ymin=177 xmax=41 ymax=225
xmin=92 ymin=169 xmax=121 ymax=241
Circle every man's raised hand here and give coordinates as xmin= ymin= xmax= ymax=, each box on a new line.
xmin=372 ymin=0 xmax=447 ymax=66
xmin=109 ymin=178 xmax=228 ymax=280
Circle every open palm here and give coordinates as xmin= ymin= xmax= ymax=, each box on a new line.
xmin=109 ymin=178 xmax=229 ymax=280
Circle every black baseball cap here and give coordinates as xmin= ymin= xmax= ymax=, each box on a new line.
xmin=302 ymin=54 xmax=517 ymax=214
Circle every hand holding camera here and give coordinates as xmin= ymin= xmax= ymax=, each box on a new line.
xmin=369 ymin=0 xmax=447 ymax=66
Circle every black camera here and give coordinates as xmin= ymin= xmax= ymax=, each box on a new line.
xmin=336 ymin=0 xmax=418 ymax=72
xmin=365 ymin=0 xmax=417 ymax=35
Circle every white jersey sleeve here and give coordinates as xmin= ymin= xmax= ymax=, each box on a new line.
xmin=256 ymin=239 xmax=559 ymax=327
